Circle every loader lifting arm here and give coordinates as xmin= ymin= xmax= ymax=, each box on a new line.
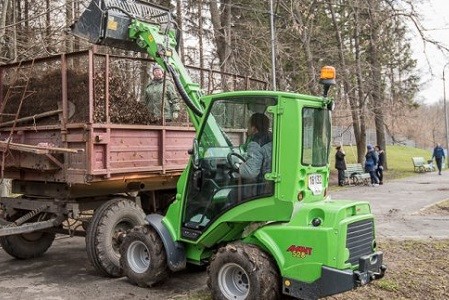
xmin=70 ymin=0 xmax=204 ymax=129
xmin=127 ymin=19 xmax=203 ymax=128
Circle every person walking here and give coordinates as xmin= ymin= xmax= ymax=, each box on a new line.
xmin=144 ymin=64 xmax=180 ymax=123
xmin=375 ymin=145 xmax=385 ymax=185
xmin=365 ymin=144 xmax=379 ymax=186
xmin=432 ymin=143 xmax=446 ymax=175
xmin=335 ymin=146 xmax=347 ymax=186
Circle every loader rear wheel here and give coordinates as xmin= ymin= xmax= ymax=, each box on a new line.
xmin=207 ymin=242 xmax=281 ymax=300
xmin=86 ymin=198 xmax=145 ymax=278
xmin=120 ymin=225 xmax=169 ymax=287
xmin=0 ymin=231 xmax=55 ymax=259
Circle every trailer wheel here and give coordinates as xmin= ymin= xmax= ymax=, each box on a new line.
xmin=120 ymin=225 xmax=169 ymax=287
xmin=0 ymin=231 xmax=56 ymax=259
xmin=207 ymin=242 xmax=281 ymax=300
xmin=86 ymin=198 xmax=145 ymax=278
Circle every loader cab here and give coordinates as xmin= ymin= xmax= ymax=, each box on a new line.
xmin=181 ymin=95 xmax=277 ymax=238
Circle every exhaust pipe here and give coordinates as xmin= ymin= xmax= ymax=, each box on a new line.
xmin=70 ymin=0 xmax=174 ymax=52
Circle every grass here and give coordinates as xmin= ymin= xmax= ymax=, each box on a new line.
xmin=170 ymin=290 xmax=211 ymax=300
xmin=330 ymin=239 xmax=449 ymax=300
xmin=329 ymin=145 xmax=434 ymax=181
xmin=419 ymin=199 xmax=449 ymax=216
xmin=376 ymin=279 xmax=399 ymax=292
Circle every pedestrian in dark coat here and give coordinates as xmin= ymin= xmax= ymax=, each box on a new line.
xmin=335 ymin=146 xmax=346 ymax=186
xmin=375 ymin=145 xmax=385 ymax=185
xmin=365 ymin=144 xmax=379 ymax=186
xmin=432 ymin=143 xmax=445 ymax=175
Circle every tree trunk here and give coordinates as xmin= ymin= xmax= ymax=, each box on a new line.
xmin=0 ymin=0 xmax=9 ymax=61
xmin=353 ymin=1 xmax=367 ymax=163
xmin=327 ymin=0 xmax=356 ymax=145
xmin=176 ymin=0 xmax=184 ymax=63
xmin=11 ymin=0 xmax=17 ymax=60
xmin=290 ymin=1 xmax=319 ymax=95
xmin=0 ymin=0 xmax=8 ymax=38
xmin=65 ymin=0 xmax=73 ymax=53
xmin=209 ymin=0 xmax=232 ymax=90
xmin=46 ymin=0 xmax=51 ymax=53
xmin=197 ymin=0 xmax=204 ymax=87
xmin=367 ymin=1 xmax=387 ymax=167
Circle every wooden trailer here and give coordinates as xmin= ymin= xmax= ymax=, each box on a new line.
xmin=0 ymin=49 xmax=266 ymax=277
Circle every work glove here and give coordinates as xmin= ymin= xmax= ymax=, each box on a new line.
xmin=173 ymin=112 xmax=179 ymax=119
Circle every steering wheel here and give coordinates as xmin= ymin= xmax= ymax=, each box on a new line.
xmin=227 ymin=152 xmax=246 ymax=172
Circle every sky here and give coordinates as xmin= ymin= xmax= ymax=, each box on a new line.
xmin=413 ymin=0 xmax=449 ymax=104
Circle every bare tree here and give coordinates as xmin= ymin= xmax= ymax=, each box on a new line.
xmin=0 ymin=0 xmax=9 ymax=58
xmin=282 ymin=0 xmax=320 ymax=95
xmin=209 ymin=0 xmax=232 ymax=79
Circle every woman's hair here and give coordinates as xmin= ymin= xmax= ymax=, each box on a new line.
xmin=250 ymin=113 xmax=270 ymax=133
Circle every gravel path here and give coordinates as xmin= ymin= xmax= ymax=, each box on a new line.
xmin=331 ymin=169 xmax=449 ymax=238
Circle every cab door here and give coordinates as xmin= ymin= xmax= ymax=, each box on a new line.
xmin=180 ymin=95 xmax=277 ymax=240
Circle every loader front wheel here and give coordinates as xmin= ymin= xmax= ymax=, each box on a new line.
xmin=207 ymin=242 xmax=281 ymax=300
xmin=120 ymin=225 xmax=169 ymax=287
xmin=0 ymin=231 xmax=55 ymax=259
xmin=86 ymin=198 xmax=145 ymax=278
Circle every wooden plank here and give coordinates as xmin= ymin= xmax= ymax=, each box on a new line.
xmin=0 ymin=109 xmax=62 ymax=128
xmin=0 ymin=141 xmax=83 ymax=154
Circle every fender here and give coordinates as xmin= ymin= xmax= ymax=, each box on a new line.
xmin=145 ymin=214 xmax=186 ymax=272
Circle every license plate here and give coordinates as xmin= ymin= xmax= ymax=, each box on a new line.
xmin=308 ymin=174 xmax=323 ymax=195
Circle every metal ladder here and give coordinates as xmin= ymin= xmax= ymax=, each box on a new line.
xmin=0 ymin=59 xmax=37 ymax=182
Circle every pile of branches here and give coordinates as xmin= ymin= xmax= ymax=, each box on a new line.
xmin=93 ymin=70 xmax=153 ymax=124
xmin=1 ymin=68 xmax=155 ymax=125
xmin=1 ymin=69 xmax=87 ymax=124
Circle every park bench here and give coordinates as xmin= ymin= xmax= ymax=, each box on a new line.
xmin=411 ymin=157 xmax=434 ymax=173
xmin=344 ymin=163 xmax=371 ymax=185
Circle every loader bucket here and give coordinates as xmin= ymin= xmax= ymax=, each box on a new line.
xmin=71 ymin=0 xmax=173 ymax=52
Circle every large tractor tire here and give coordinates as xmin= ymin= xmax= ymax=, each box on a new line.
xmin=207 ymin=242 xmax=281 ymax=300
xmin=120 ymin=225 xmax=169 ymax=287
xmin=0 ymin=231 xmax=55 ymax=259
xmin=86 ymin=197 xmax=145 ymax=278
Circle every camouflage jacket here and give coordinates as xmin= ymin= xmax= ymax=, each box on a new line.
xmin=144 ymin=78 xmax=180 ymax=120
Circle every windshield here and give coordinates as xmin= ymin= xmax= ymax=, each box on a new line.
xmin=199 ymin=96 xmax=277 ymax=158
xmin=302 ymin=107 xmax=331 ymax=167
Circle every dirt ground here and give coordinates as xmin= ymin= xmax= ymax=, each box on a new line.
xmin=328 ymin=238 xmax=449 ymax=300
xmin=0 ymin=235 xmax=209 ymax=300
xmin=1 ymin=172 xmax=449 ymax=299
xmin=1 ymin=236 xmax=448 ymax=300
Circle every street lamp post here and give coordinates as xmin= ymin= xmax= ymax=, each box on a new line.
xmin=443 ymin=62 xmax=449 ymax=168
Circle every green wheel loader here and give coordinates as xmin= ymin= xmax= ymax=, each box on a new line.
xmin=71 ymin=1 xmax=386 ymax=299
